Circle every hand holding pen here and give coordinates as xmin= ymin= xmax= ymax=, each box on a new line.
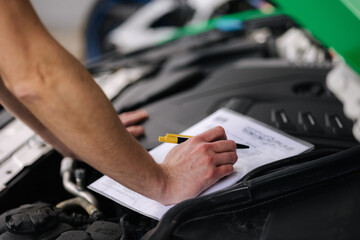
xmin=158 ymin=126 xmax=239 ymax=204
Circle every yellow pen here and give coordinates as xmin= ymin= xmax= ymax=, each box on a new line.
xmin=158 ymin=133 xmax=193 ymax=144
xmin=158 ymin=133 xmax=249 ymax=149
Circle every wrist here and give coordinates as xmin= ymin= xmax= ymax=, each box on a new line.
xmin=155 ymin=163 xmax=173 ymax=205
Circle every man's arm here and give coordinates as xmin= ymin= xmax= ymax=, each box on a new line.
xmin=0 ymin=78 xmax=148 ymax=157
xmin=0 ymin=0 xmax=237 ymax=205
xmin=0 ymin=76 xmax=77 ymax=158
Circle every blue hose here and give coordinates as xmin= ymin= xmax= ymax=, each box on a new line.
xmin=85 ymin=0 xmax=150 ymax=60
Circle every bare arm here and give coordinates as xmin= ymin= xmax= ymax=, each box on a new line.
xmin=0 ymin=0 xmax=237 ymax=205
xmin=0 ymin=77 xmax=77 ymax=158
xmin=0 ymin=79 xmax=147 ymax=157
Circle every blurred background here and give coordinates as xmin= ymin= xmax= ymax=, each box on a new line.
xmin=30 ymin=0 xmax=97 ymax=60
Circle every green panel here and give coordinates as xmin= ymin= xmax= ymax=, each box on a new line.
xmin=161 ymin=8 xmax=284 ymax=43
xmin=272 ymin=0 xmax=360 ymax=75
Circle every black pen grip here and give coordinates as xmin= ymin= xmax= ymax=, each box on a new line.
xmin=177 ymin=137 xmax=189 ymax=144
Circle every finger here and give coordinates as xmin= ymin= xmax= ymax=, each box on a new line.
xmin=214 ymin=164 xmax=234 ymax=180
xmin=213 ymin=152 xmax=238 ymax=166
xmin=196 ymin=126 xmax=227 ymax=142
xmin=119 ymin=109 xmax=148 ymax=126
xmin=211 ymin=140 xmax=237 ymax=153
xmin=126 ymin=126 xmax=145 ymax=138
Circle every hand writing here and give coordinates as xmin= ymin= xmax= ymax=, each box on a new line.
xmin=160 ymin=126 xmax=238 ymax=205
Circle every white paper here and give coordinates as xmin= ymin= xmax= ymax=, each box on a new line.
xmin=89 ymin=108 xmax=313 ymax=220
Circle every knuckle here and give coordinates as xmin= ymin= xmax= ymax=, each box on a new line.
xmin=205 ymin=169 xmax=216 ymax=180
xmin=197 ymin=143 xmax=211 ymax=153
xmin=193 ymin=134 xmax=205 ymax=143
xmin=231 ymin=152 xmax=238 ymax=159
xmin=188 ymin=136 xmax=199 ymax=144
xmin=215 ymin=126 xmax=226 ymax=135
xmin=201 ymin=156 xmax=213 ymax=165
xmin=230 ymin=153 xmax=238 ymax=162
xmin=220 ymin=165 xmax=233 ymax=176
xmin=229 ymin=140 xmax=237 ymax=150
xmin=226 ymin=165 xmax=234 ymax=173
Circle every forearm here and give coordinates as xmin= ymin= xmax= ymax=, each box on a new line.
xmin=0 ymin=78 xmax=76 ymax=158
xmin=0 ymin=0 xmax=167 ymax=202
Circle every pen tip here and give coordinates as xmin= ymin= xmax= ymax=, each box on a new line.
xmin=236 ymin=144 xmax=249 ymax=149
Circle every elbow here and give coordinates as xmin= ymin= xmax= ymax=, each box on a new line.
xmin=2 ymin=62 xmax=52 ymax=104
xmin=2 ymin=72 xmax=45 ymax=104
xmin=10 ymin=81 xmax=42 ymax=104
